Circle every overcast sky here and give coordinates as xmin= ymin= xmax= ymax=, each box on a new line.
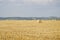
xmin=0 ymin=0 xmax=60 ymax=17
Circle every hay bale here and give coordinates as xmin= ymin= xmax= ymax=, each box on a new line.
xmin=37 ymin=20 xmax=42 ymax=23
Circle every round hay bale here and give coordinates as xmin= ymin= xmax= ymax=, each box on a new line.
xmin=37 ymin=20 xmax=42 ymax=23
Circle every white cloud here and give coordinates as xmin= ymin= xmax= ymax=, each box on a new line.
xmin=0 ymin=0 xmax=3 ymax=2
xmin=0 ymin=0 xmax=2 ymax=1
xmin=0 ymin=0 xmax=60 ymax=6
xmin=0 ymin=0 xmax=55 ymax=5
xmin=24 ymin=0 xmax=54 ymax=5
xmin=9 ymin=0 xmax=16 ymax=2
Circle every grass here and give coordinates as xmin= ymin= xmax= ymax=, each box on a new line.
xmin=0 ymin=20 xmax=60 ymax=40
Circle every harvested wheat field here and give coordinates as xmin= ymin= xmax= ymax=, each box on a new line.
xmin=0 ymin=20 xmax=60 ymax=40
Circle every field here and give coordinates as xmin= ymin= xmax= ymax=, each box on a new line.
xmin=0 ymin=20 xmax=60 ymax=40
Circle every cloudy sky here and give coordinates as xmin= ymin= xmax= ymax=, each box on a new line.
xmin=0 ymin=0 xmax=60 ymax=17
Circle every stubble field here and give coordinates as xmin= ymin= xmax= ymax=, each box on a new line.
xmin=0 ymin=20 xmax=60 ymax=40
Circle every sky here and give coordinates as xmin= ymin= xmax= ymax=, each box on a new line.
xmin=0 ymin=0 xmax=60 ymax=17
